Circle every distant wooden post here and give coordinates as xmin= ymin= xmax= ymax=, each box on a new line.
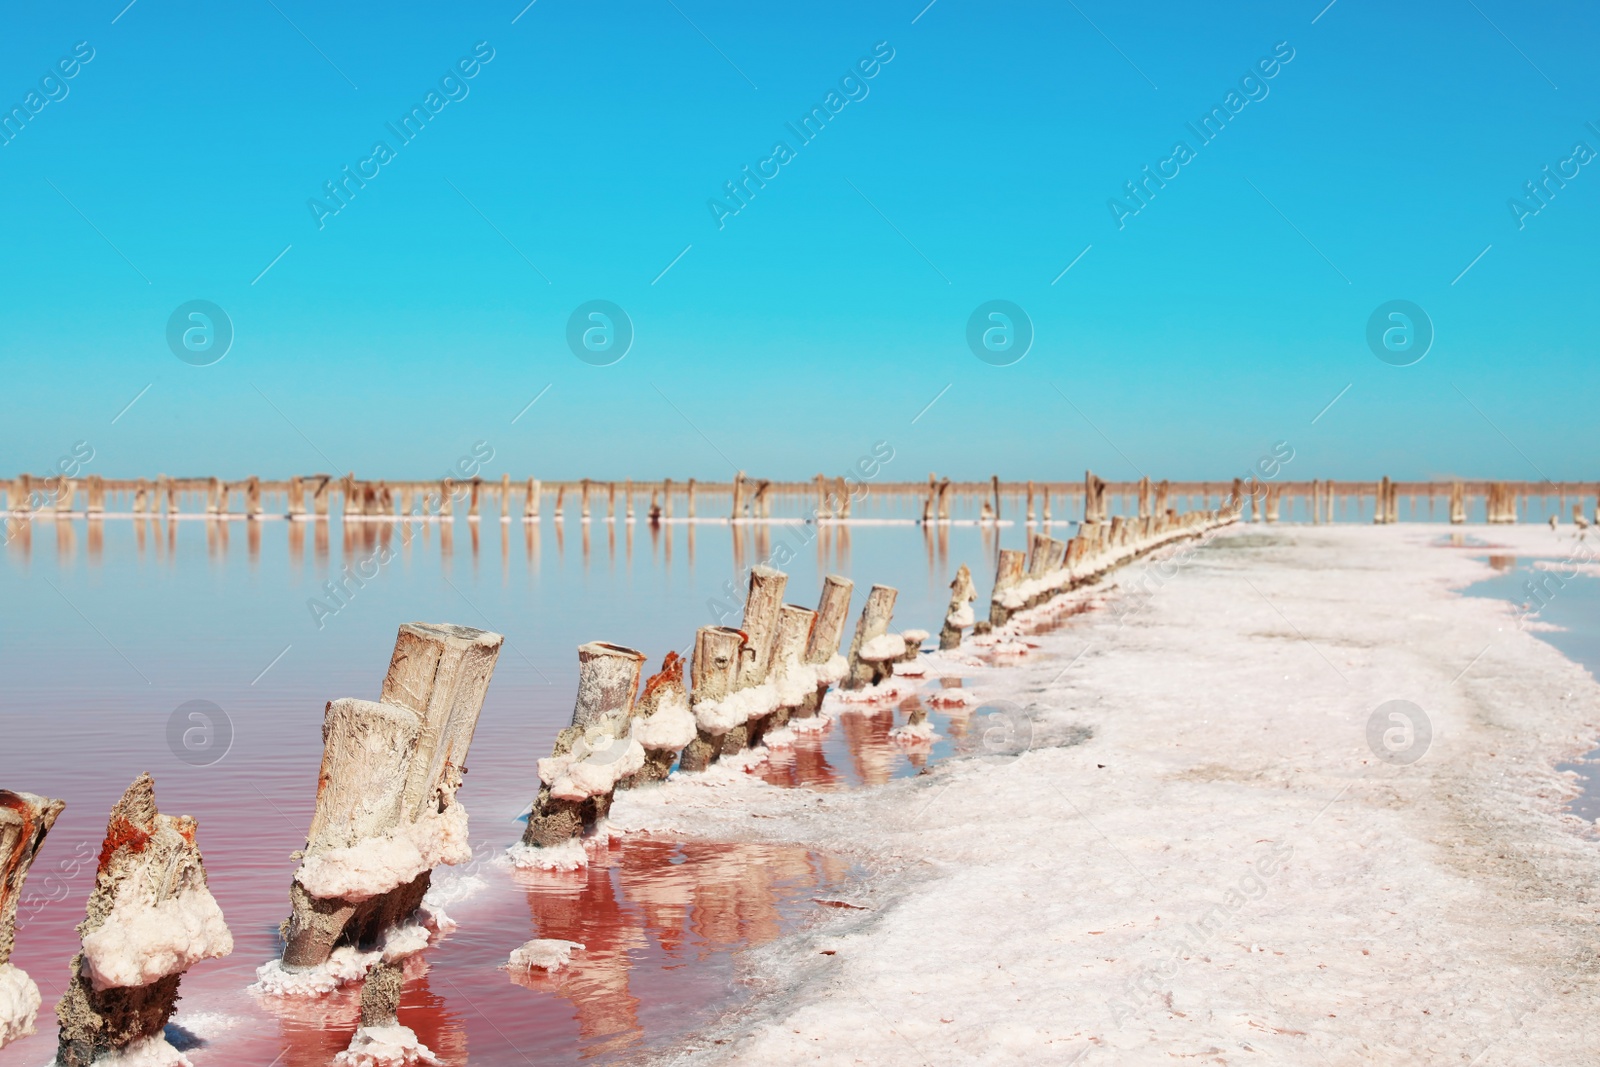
xmin=287 ymin=476 xmax=305 ymax=518
xmin=1026 ymin=481 xmax=1036 ymax=523
xmin=525 ymin=478 xmax=540 ymax=520
xmin=132 ymin=479 xmax=148 ymax=515
xmin=469 ymin=477 xmax=482 ymax=520
xmin=991 ymin=475 xmax=1002 ymax=523
xmin=439 ymin=478 xmax=455 ymax=518
xmin=84 ymin=475 xmax=104 ymax=516
xmin=686 ymin=478 xmax=697 ymax=518
xmin=1449 ymin=481 xmax=1465 ymax=524
xmin=245 ymin=476 xmax=262 ymax=519
xmin=731 ymin=471 xmax=746 ymax=521
xmin=836 ymin=476 xmax=851 ymax=519
xmin=662 ymin=478 xmax=674 ymax=519
xmin=624 ymin=479 xmax=634 ymax=523
xmin=311 ymin=476 xmax=331 ymax=517
xmin=1137 ymin=476 xmax=1151 ymax=519
xmin=938 ymin=478 xmax=952 ymax=522
xmin=56 ymin=775 xmax=231 ymax=1067
xmin=1043 ymin=484 xmax=1052 ymax=523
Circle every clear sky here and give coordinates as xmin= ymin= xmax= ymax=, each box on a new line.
xmin=1 ymin=0 xmax=1594 ymax=486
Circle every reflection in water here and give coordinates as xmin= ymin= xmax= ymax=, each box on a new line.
xmin=512 ymin=838 xmax=854 ymax=1061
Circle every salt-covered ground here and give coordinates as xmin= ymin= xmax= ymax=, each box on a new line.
xmin=609 ymin=523 xmax=1600 ymax=1066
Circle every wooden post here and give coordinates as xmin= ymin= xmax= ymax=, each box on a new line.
xmin=679 ymin=626 xmax=746 ymax=772
xmin=500 ymin=473 xmax=511 ymax=522
xmin=989 ymin=549 xmax=1026 ymax=626
xmin=845 ymin=584 xmax=898 ymax=689
xmin=84 ymin=475 xmax=104 ymax=515
xmin=439 ymin=478 xmax=455 ymax=518
xmin=815 ymin=474 xmax=831 ymax=520
xmin=940 ymin=563 xmax=977 ymax=650
xmin=1026 ymin=481 xmax=1036 ymax=524
xmin=280 ymin=700 xmax=421 ymax=969
xmin=796 ymin=574 xmax=853 ymax=716
xmin=469 ymin=478 xmax=482 ymax=520
xmin=662 ymin=478 xmax=673 ymax=519
xmin=1137 ymin=476 xmax=1151 ymax=519
xmin=1043 ymin=485 xmax=1052 ymax=523
xmin=761 ymin=603 xmax=817 ymax=737
xmin=522 ymin=642 xmax=647 ymax=847
xmin=55 ymin=775 xmax=232 ymax=1067
xmin=730 ymin=566 xmax=789 ymax=749
xmin=525 ymin=478 xmax=540 ymax=520
xmin=991 ymin=475 xmax=1002 ymax=524
xmin=836 ymin=476 xmax=851 ymax=519
xmin=132 ymin=479 xmax=148 ymax=515
xmin=687 ymin=478 xmax=697 ymax=519
xmin=1 ymin=789 xmax=65 ymax=962
xmin=245 ymin=476 xmax=262 ymax=519
xmin=312 ymin=476 xmax=331 ymax=517
xmin=624 ymin=478 xmax=634 ymax=523
xmin=938 ymin=479 xmax=952 ymax=522
xmin=731 ymin=471 xmax=745 ymax=521
xmin=288 ymin=476 xmax=305 ymax=518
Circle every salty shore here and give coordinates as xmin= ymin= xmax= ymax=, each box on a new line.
xmin=611 ymin=523 xmax=1600 ymax=1066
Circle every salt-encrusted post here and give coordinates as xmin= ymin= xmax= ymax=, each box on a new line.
xmin=726 ymin=565 xmax=788 ymax=750
xmin=687 ymin=478 xmax=697 ymax=519
xmin=525 ymin=477 xmax=541 ymax=520
xmin=763 ymin=604 xmax=818 ymax=735
xmin=845 ymin=584 xmax=901 ymax=689
xmin=816 ymin=474 xmax=832 ymax=520
xmin=0 ymin=790 xmax=64 ymax=1049
xmin=288 ymin=476 xmax=305 ymax=518
xmin=622 ymin=653 xmax=695 ymax=784
xmin=988 ymin=549 xmax=1026 ymax=626
xmin=280 ymin=700 xmax=422 ymax=970
xmin=55 ymin=775 xmax=232 ymax=1067
xmin=679 ymin=626 xmax=746 ymax=772
xmin=312 ymin=475 xmax=331 ymax=518
xmin=521 ymin=642 xmax=647 ymax=848
xmin=731 ymin=471 xmax=746 ymax=521
xmin=1450 ymin=480 xmax=1466 ymax=524
xmin=797 ymin=574 xmax=853 ymax=716
xmin=940 ymin=563 xmax=976 ymax=649
xmin=663 ymin=478 xmax=674 ymax=519
xmin=85 ymin=475 xmax=104 ymax=516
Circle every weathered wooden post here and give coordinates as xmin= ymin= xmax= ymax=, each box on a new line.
xmin=816 ymin=473 xmax=832 ymax=521
xmin=836 ymin=476 xmax=851 ymax=519
xmin=938 ymin=478 xmax=952 ymax=522
xmin=312 ymin=475 xmax=331 ymax=518
xmin=245 ymin=476 xmax=262 ymax=519
xmin=1026 ymin=481 xmax=1036 ymax=524
xmin=520 ymin=642 xmax=646 ymax=854
xmin=662 ymin=478 xmax=674 ymax=520
xmin=764 ymin=604 xmax=819 ymax=735
xmin=940 ymin=563 xmax=977 ymax=650
xmin=731 ymin=472 xmax=746 ymax=521
xmin=525 ymin=477 xmax=541 ymax=521
xmin=679 ymin=626 xmax=746 ymax=772
xmin=988 ymin=549 xmax=1026 ymax=626
xmin=55 ymin=775 xmax=232 ymax=1067
xmin=797 ymin=575 xmax=853 ymax=716
xmin=845 ymin=584 xmax=901 ymax=689
xmin=288 ymin=476 xmax=305 ymax=518
xmin=132 ymin=479 xmax=148 ymax=515
xmin=686 ymin=478 xmax=697 ymax=519
xmin=276 ymin=623 xmax=502 ymax=977
xmin=0 ymin=790 xmax=64 ymax=1049
xmin=1043 ymin=484 xmax=1053 ymax=523
xmin=991 ymin=475 xmax=1002 ymax=524
xmin=1265 ymin=483 xmax=1281 ymax=523
xmin=732 ymin=566 xmax=789 ymax=748
xmin=624 ymin=479 xmax=635 ymax=523
xmin=85 ymin=475 xmax=104 ymax=516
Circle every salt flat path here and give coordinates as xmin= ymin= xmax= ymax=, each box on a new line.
xmin=611 ymin=524 xmax=1600 ymax=1066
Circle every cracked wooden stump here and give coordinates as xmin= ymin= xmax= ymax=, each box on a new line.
xmin=523 ymin=642 xmax=646 ymax=848
xmin=56 ymin=775 xmax=231 ymax=1067
xmin=1 ymin=790 xmax=64 ymax=1049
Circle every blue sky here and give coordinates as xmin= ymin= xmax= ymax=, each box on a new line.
xmin=1 ymin=0 xmax=1595 ymax=485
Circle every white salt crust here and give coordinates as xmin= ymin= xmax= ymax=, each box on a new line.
xmin=333 ymin=1024 xmax=441 ymax=1066
xmin=946 ymin=604 xmax=975 ymax=629
xmin=505 ymin=938 xmax=585 ymax=972
xmin=0 ymin=963 xmax=41 ymax=1049
xmin=858 ymin=633 xmax=908 ymax=663
xmin=55 ymin=1034 xmax=193 ymax=1067
xmin=888 ymin=719 xmax=938 ymax=743
xmin=248 ymin=895 xmax=452 ymax=997
xmin=80 ymin=881 xmax=233 ymax=992
xmin=294 ymin=802 xmax=471 ymax=904
xmin=609 ymin=523 xmax=1600 ymax=1065
xmin=693 ymin=681 xmax=779 ymax=735
xmin=900 ymin=628 xmax=931 ymax=646
xmin=827 ymin=677 xmax=920 ymax=706
xmin=505 ymin=837 xmax=590 ymax=872
xmin=539 ymin=724 xmax=647 ymax=801
xmin=635 ymin=690 xmax=699 ymax=751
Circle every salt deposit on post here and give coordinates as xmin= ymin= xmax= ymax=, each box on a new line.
xmin=55 ymin=774 xmax=232 ymax=1067
xmin=516 ymin=641 xmax=648 ymax=866
xmin=624 ymin=652 xmax=696 ymax=784
xmin=762 ymin=603 xmax=820 ymax=741
xmin=723 ymin=565 xmax=788 ymax=753
xmin=0 ymin=789 xmax=64 ymax=1049
xmin=845 ymin=584 xmax=901 ymax=691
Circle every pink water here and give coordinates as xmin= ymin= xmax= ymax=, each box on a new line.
xmin=0 ymin=509 xmax=1040 ymax=1066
